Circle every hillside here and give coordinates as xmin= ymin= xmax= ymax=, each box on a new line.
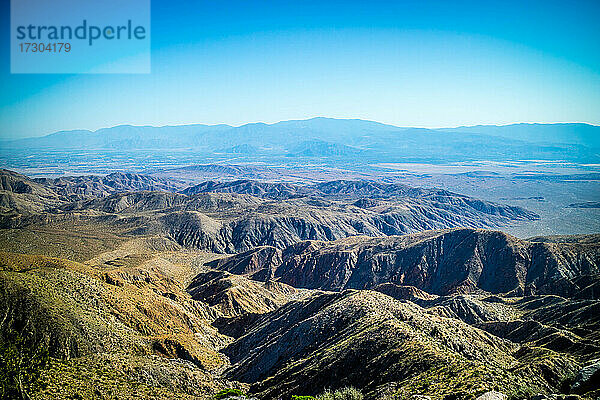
xmin=210 ymin=228 xmax=600 ymax=296
xmin=0 ymin=170 xmax=539 ymax=254
xmin=1 ymin=230 xmax=599 ymax=399
xmin=0 ymin=248 xmax=234 ymax=399
xmin=35 ymin=172 xmax=188 ymax=199
xmin=221 ymin=289 xmax=583 ymax=399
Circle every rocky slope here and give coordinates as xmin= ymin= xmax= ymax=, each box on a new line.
xmin=0 ymin=248 xmax=234 ymax=399
xmin=182 ymin=180 xmax=311 ymax=199
xmin=34 ymin=172 xmax=188 ymax=199
xmin=0 ymin=169 xmax=63 ymax=217
xmin=187 ymin=269 xmax=306 ymax=318
xmin=1 ymin=232 xmax=599 ymax=399
xmin=1 ymin=171 xmax=539 ymax=249
xmin=38 ymin=187 xmax=539 ymax=254
xmin=211 ymin=228 xmax=600 ymax=297
xmin=0 ymin=170 xmax=185 ymax=225
xmin=221 ymin=289 xmax=580 ymax=399
xmin=2 ymin=170 xmax=599 ymax=400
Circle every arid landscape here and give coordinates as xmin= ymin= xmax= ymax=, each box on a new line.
xmin=1 ymin=122 xmax=599 ymax=400
xmin=3 ymin=0 xmax=600 ymax=397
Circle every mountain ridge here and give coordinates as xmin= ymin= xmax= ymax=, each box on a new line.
xmin=209 ymin=228 xmax=600 ymax=297
xmin=4 ymin=118 xmax=599 ymax=162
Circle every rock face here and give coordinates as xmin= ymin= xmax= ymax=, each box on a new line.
xmin=206 ymin=246 xmax=283 ymax=281
xmin=571 ymin=359 xmax=600 ymax=394
xmin=212 ymin=228 xmax=600 ymax=297
xmin=372 ymin=283 xmax=438 ymax=303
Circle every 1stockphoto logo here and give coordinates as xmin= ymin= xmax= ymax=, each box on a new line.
xmin=10 ymin=0 xmax=150 ymax=73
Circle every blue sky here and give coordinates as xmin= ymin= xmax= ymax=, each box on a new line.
xmin=1 ymin=0 xmax=599 ymax=139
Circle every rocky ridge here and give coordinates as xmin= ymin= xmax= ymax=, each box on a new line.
xmin=209 ymin=228 xmax=600 ymax=297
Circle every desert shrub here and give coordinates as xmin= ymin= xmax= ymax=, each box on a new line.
xmin=316 ymin=387 xmax=363 ymax=400
xmin=215 ymin=388 xmax=247 ymax=399
xmin=0 ymin=332 xmax=49 ymax=400
xmin=506 ymin=386 xmax=537 ymax=400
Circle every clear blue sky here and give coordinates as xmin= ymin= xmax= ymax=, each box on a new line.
xmin=1 ymin=0 xmax=599 ymax=139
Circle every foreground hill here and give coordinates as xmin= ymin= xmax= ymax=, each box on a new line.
xmin=221 ymin=289 xmax=582 ymax=399
xmin=0 ymin=230 xmax=599 ymax=399
xmin=0 ymin=247 xmax=234 ymax=399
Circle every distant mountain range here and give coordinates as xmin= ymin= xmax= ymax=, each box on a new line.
xmin=3 ymin=118 xmax=599 ymax=162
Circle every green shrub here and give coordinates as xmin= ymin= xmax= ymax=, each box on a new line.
xmin=215 ymin=388 xmax=247 ymax=400
xmin=0 ymin=332 xmax=49 ymax=400
xmin=292 ymin=396 xmax=316 ymax=400
xmin=316 ymin=387 xmax=364 ymax=400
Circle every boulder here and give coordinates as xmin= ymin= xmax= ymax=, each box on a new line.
xmin=475 ymin=392 xmax=507 ymax=400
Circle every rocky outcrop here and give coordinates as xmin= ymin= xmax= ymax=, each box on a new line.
xmin=475 ymin=392 xmax=507 ymax=400
xmin=372 ymin=283 xmax=438 ymax=303
xmin=206 ymin=247 xmax=283 ymax=281
xmin=426 ymin=294 xmax=517 ymax=324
